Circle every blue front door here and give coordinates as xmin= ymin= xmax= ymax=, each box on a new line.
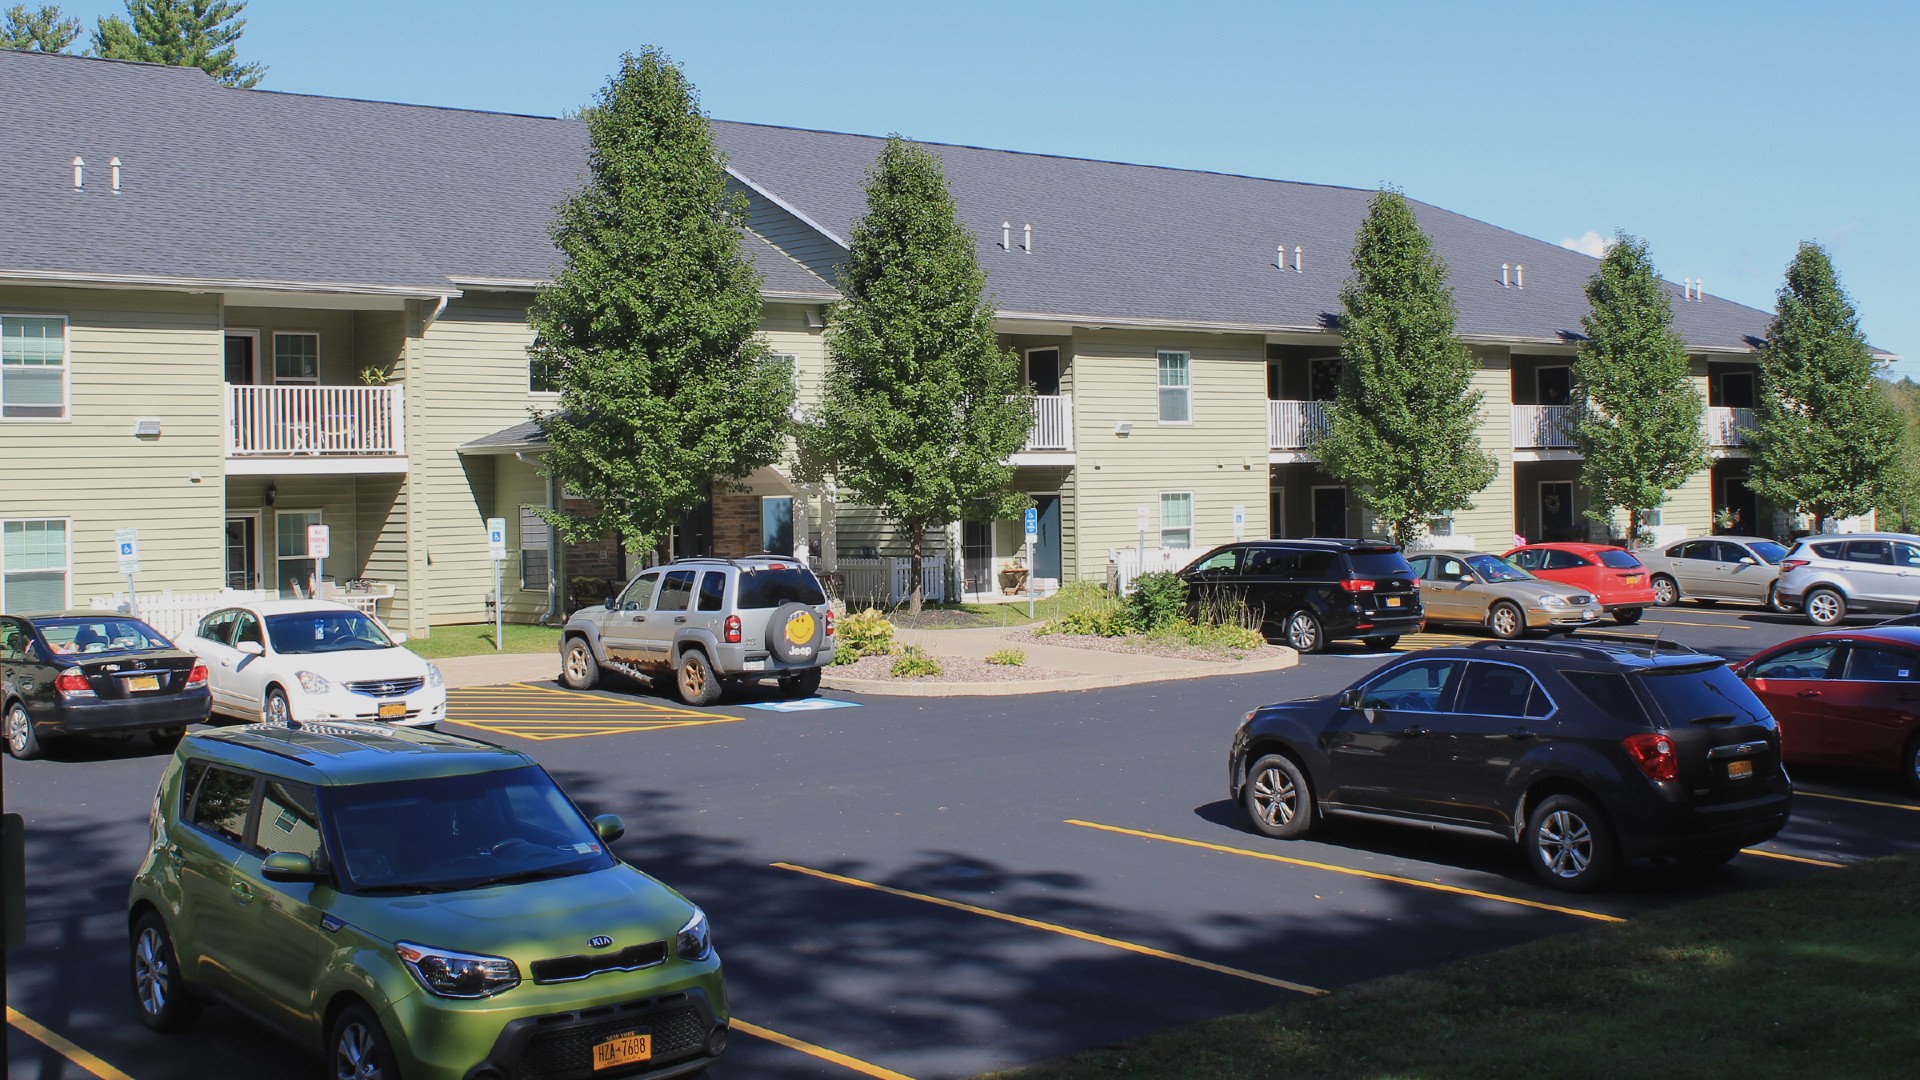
xmin=1034 ymin=495 xmax=1061 ymax=580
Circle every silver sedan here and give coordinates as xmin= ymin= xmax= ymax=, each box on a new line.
xmin=1633 ymin=535 xmax=1789 ymax=609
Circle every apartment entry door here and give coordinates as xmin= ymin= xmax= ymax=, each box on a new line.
xmin=1312 ymin=487 xmax=1347 ymax=537
xmin=225 ymin=515 xmax=259 ymax=590
xmin=1032 ymin=495 xmax=1061 ymax=580
xmin=962 ymin=521 xmax=993 ymax=594
xmin=1540 ymin=481 xmax=1576 ymax=541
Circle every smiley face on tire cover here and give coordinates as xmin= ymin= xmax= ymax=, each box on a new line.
xmin=785 ymin=610 xmax=816 ymax=646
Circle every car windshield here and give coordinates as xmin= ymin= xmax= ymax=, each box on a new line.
xmin=1596 ymin=550 xmax=1644 ymax=570
xmin=1464 ymin=554 xmax=1533 ymax=583
xmin=1637 ymin=664 xmax=1773 ymax=729
xmin=265 ymin=611 xmax=395 ymax=654
xmin=737 ymin=566 xmax=826 ymax=608
xmin=1749 ymin=541 xmax=1788 ymax=564
xmin=324 ymin=765 xmax=615 ymax=894
xmin=38 ymin=616 xmax=173 ymax=655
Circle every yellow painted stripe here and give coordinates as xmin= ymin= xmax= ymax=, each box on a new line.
xmin=733 ymin=1018 xmax=918 ymax=1080
xmin=6 ymin=1007 xmax=136 ymax=1080
xmin=1065 ymin=820 xmax=1624 ymax=924
xmin=1739 ymin=848 xmax=1846 ymax=868
xmin=1640 ymin=618 xmax=1750 ymax=631
xmin=1799 ymin=790 xmax=1920 ymax=813
xmin=773 ymin=862 xmax=1323 ymax=994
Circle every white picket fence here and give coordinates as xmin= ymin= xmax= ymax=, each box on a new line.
xmin=1107 ymin=547 xmax=1194 ymax=596
xmin=835 ymin=557 xmax=948 ymax=606
xmin=89 ymin=588 xmax=279 ymax=641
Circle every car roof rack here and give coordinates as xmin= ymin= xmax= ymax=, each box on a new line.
xmin=1467 ymin=636 xmax=1704 ymax=662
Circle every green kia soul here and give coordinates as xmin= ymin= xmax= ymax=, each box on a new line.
xmin=128 ymin=722 xmax=728 ymax=1079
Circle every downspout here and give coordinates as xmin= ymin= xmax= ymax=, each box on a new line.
xmin=542 ymin=465 xmax=564 ymax=624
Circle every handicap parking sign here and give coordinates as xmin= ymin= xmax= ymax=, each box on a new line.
xmin=736 ymin=698 xmax=864 ymax=713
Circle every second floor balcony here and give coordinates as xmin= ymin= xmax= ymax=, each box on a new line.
xmin=1268 ymin=399 xmax=1331 ymax=451
xmin=1707 ymin=406 xmax=1756 ymax=448
xmin=224 ymin=383 xmax=407 ymax=474
xmin=1019 ymin=393 xmax=1073 ymax=453
xmin=1512 ymin=403 xmax=1756 ymax=452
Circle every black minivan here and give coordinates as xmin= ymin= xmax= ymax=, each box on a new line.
xmin=1180 ymin=539 xmax=1424 ymax=653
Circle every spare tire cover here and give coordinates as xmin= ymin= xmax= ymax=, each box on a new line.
xmin=766 ymin=603 xmax=824 ymax=663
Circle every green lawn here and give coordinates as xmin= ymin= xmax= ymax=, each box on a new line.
xmin=979 ymin=852 xmax=1920 ymax=1079
xmin=403 ymin=622 xmax=561 ymax=660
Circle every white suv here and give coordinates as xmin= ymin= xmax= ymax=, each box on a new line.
xmin=1776 ymin=533 xmax=1920 ymax=626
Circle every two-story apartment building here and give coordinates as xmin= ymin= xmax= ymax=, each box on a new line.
xmin=0 ymin=50 xmax=1837 ymax=633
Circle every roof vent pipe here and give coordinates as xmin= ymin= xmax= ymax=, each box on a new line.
xmin=110 ymin=156 xmax=121 ymax=194
xmin=1277 ymin=244 xmax=1286 ymax=270
xmin=1294 ymin=245 xmax=1303 ymax=273
xmin=71 ymin=156 xmax=83 ymax=192
xmin=1683 ymin=278 xmax=1693 ymax=300
xmin=1515 ymin=263 xmax=1524 ymax=289
xmin=1695 ymin=278 xmax=1704 ymax=302
xmin=1502 ymin=263 xmax=1510 ymax=288
xmin=1002 ymin=221 xmax=1011 ymax=251
xmin=1023 ymin=222 xmax=1031 ymax=253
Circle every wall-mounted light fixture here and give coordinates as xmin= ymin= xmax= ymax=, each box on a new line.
xmin=133 ymin=417 xmax=162 ymax=436
xmin=1113 ymin=421 xmax=1133 ymax=436
xmin=264 ymin=481 xmax=277 ymax=508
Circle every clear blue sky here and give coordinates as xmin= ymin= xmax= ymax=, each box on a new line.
xmin=60 ymin=0 xmax=1919 ymax=375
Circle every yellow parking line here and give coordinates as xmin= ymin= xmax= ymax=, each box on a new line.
xmin=1640 ymin=618 xmax=1750 ymax=631
xmin=5 ymin=1007 xmax=134 ymax=1080
xmin=773 ymin=862 xmax=1322 ymax=994
xmin=1065 ymin=820 xmax=1624 ymax=924
xmin=733 ymin=1018 xmax=917 ymax=1080
xmin=1798 ymin=790 xmax=1920 ymax=813
xmin=1739 ymin=847 xmax=1846 ymax=868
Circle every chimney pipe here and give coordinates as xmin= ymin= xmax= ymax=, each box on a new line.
xmin=110 ymin=156 xmax=121 ymax=194
xmin=1515 ymin=264 xmax=1525 ymax=289
xmin=1023 ymin=222 xmax=1031 ymax=253
xmin=72 ymin=156 xmax=84 ymax=192
xmin=1293 ymin=245 xmax=1303 ymax=272
xmin=1002 ymin=221 xmax=1011 ymax=251
xmin=1502 ymin=263 xmax=1510 ymax=289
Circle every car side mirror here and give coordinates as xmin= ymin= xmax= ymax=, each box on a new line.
xmin=592 ymin=814 xmax=625 ymax=843
xmin=1738 ymin=557 xmax=1757 ymax=566
xmin=260 ymin=851 xmax=326 ymax=884
xmin=237 ymin=640 xmax=265 ymax=656
xmin=604 ymin=596 xmax=616 ymax=611
xmin=1339 ymin=688 xmax=1362 ymax=710
xmin=389 ymin=631 xmax=408 ymax=644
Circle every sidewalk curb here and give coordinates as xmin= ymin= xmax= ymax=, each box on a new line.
xmin=820 ymin=650 xmax=1297 ymax=697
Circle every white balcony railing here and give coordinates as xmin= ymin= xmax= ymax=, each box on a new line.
xmin=1023 ymin=393 xmax=1072 ymax=451
xmin=1268 ymin=399 xmax=1331 ymax=450
xmin=1511 ymin=404 xmax=1576 ymax=449
xmin=1708 ymin=406 xmax=1756 ymax=447
xmin=225 ymin=384 xmax=406 ymax=457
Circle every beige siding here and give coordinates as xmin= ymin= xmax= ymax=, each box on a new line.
xmin=761 ymin=306 xmax=828 ymax=418
xmin=497 ymin=456 xmax=552 ymax=622
xmin=1065 ymin=329 xmax=1268 ymax=581
xmin=731 ymin=182 xmax=847 ymax=283
xmin=226 ymin=307 xmax=359 ymax=384
xmin=223 ymin=475 xmax=400 ymax=595
xmin=1451 ymin=349 xmax=1516 ymax=546
xmin=0 ymin=286 xmax=225 ymax=608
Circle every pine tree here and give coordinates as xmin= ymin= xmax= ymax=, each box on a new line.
xmin=530 ymin=48 xmax=794 ymax=554
xmin=1748 ymin=242 xmax=1900 ymax=532
xmin=1570 ymin=232 xmax=1706 ymax=545
xmin=1315 ymin=189 xmax=1494 ymax=547
xmin=92 ymin=0 xmax=264 ymax=88
xmin=804 ymin=137 xmax=1032 ymax=614
xmin=3 ymin=4 xmax=82 ymax=51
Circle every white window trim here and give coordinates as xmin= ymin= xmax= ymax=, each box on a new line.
xmin=768 ymin=353 xmax=803 ymax=419
xmin=225 ymin=328 xmax=261 ymax=385
xmin=1023 ymin=346 xmax=1062 ymax=394
xmin=1159 ymin=490 xmax=1194 ymax=549
xmin=1 ymin=313 xmax=72 ymax=423
xmin=271 ymin=331 xmax=321 ymax=385
xmin=529 ymin=337 xmax=561 ymax=397
xmin=1157 ymin=350 xmax=1193 ymax=426
xmin=274 ymin=508 xmax=324 ymax=596
xmin=0 ymin=516 xmax=73 ymax=614
xmin=225 ymin=510 xmax=262 ymax=592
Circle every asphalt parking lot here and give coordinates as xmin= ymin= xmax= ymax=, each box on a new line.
xmin=7 ymin=605 xmax=1919 ymax=1079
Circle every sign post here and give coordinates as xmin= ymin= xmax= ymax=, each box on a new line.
xmin=1024 ymin=507 xmax=1039 ymax=620
xmin=307 ymin=525 xmax=331 ymax=600
xmin=114 ymin=527 xmax=142 ymax=616
xmin=1136 ymin=505 xmax=1149 ymax=582
xmin=1233 ymin=504 xmax=1246 ymax=542
xmin=487 ymin=517 xmax=507 ymax=652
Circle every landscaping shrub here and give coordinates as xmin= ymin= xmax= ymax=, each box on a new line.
xmin=833 ymin=607 xmax=897 ymax=665
xmin=1127 ymin=571 xmax=1189 ymax=632
xmin=985 ymin=647 xmax=1026 ymax=666
xmin=890 ymin=645 xmax=942 ymax=678
xmin=1039 ymin=599 xmax=1134 ymax=637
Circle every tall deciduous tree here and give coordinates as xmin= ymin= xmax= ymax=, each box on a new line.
xmin=92 ymin=0 xmax=264 ymax=88
xmin=805 ymin=137 xmax=1032 ymax=614
xmin=1316 ymin=189 xmax=1494 ymax=547
xmin=3 ymin=4 xmax=81 ymax=51
xmin=1876 ymin=379 xmax=1920 ymax=532
xmin=530 ymin=48 xmax=793 ymax=554
xmin=1570 ymin=232 xmax=1705 ymax=545
xmin=1748 ymin=242 xmax=1900 ymax=533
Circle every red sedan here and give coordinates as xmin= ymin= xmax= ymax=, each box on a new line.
xmin=1734 ymin=625 xmax=1920 ymax=791
xmin=1502 ymin=542 xmax=1657 ymax=625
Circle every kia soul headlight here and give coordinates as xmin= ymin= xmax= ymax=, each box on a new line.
xmin=676 ymin=908 xmax=713 ymax=962
xmin=396 ymin=942 xmax=520 ymax=998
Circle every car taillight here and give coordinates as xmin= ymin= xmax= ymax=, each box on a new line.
xmin=1340 ymin=579 xmax=1377 ymax=592
xmin=1781 ymin=559 xmax=1808 ymax=573
xmin=824 ymin=609 xmax=835 ymax=637
xmin=1622 ymin=732 xmax=1678 ymax=783
xmin=186 ymin=662 xmax=209 ymax=689
xmin=53 ymin=669 xmax=94 ymax=697
xmin=723 ymin=615 xmax=742 ymax=644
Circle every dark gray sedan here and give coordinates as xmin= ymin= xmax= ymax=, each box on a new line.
xmin=1633 ymin=535 xmax=1789 ymax=609
xmin=1 ymin=611 xmax=210 ymax=759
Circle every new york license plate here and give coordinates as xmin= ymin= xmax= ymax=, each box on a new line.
xmin=128 ymin=675 xmax=160 ymax=691
xmin=1385 ymin=596 xmax=1402 ymax=607
xmin=377 ymin=702 xmax=407 ymax=718
xmin=593 ymin=1032 xmax=651 ymax=1071
xmin=1727 ymin=759 xmax=1753 ymax=780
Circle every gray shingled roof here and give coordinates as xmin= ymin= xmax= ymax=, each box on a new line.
xmin=711 ymin=121 xmax=1775 ymax=352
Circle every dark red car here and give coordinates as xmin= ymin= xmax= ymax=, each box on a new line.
xmin=1502 ymin=543 xmax=1657 ymax=625
xmin=1734 ymin=625 xmax=1920 ymax=791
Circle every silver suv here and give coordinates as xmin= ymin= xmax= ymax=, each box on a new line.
xmin=1776 ymin=532 xmax=1920 ymax=626
xmin=560 ymin=556 xmax=835 ymax=704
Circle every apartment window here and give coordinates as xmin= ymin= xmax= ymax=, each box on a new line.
xmin=519 ymin=505 xmax=549 ymax=590
xmin=1643 ymin=507 xmax=1663 ymax=527
xmin=2 ymin=519 xmax=70 ymax=613
xmin=762 ymin=496 xmax=794 ymax=556
xmin=275 ymin=510 xmax=321 ymax=596
xmin=770 ymin=353 xmax=802 ymax=418
xmin=1426 ymin=513 xmax=1455 ymax=538
xmin=1160 ymin=493 xmax=1193 ymax=549
xmin=1157 ymin=350 xmax=1191 ymax=423
xmin=272 ymin=333 xmax=319 ymax=384
xmin=528 ymin=335 xmax=560 ymax=395
xmin=2 ymin=315 xmax=69 ymax=419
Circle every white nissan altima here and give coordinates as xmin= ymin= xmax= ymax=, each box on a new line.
xmin=182 ymin=599 xmax=445 ymax=727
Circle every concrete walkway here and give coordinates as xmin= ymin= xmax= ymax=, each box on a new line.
xmin=429 ymin=628 xmax=1295 ymax=695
